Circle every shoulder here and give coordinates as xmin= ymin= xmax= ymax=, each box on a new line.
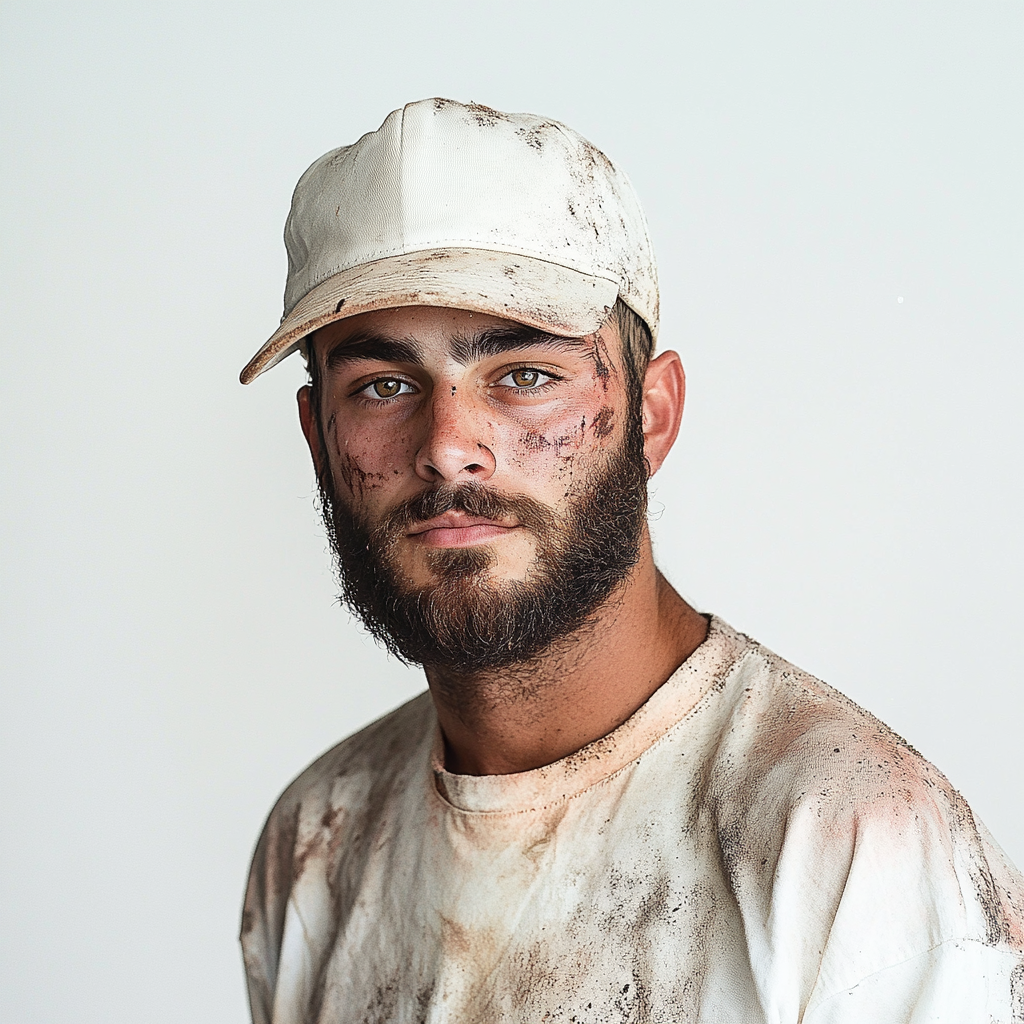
xmin=241 ymin=690 xmax=434 ymax=933
xmin=239 ymin=692 xmax=435 ymax=1021
xmin=701 ymin=627 xmax=1024 ymax=954
xmin=240 ymin=692 xmax=435 ymax=1009
xmin=260 ymin=689 xmax=435 ymax=851
xmin=708 ymin=631 xmax=963 ymax=830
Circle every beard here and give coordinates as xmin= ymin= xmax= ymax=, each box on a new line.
xmin=316 ymin=408 xmax=648 ymax=673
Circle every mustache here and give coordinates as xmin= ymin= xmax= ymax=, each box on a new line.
xmin=369 ymin=484 xmax=558 ymax=546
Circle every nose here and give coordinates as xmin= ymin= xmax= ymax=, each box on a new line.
xmin=414 ymin=388 xmax=496 ymax=484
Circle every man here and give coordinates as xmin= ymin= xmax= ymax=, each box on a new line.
xmin=239 ymin=99 xmax=1024 ymax=1022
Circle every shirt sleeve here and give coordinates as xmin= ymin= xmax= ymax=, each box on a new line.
xmin=240 ymin=800 xmax=300 ymax=1024
xmin=804 ymin=938 xmax=1024 ymax=1024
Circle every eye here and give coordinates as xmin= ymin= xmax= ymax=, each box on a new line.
xmin=496 ymin=368 xmax=556 ymax=390
xmin=358 ymin=378 xmax=416 ymax=400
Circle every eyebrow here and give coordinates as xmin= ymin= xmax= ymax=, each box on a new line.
xmin=321 ymin=324 xmax=585 ymax=371
xmin=449 ymin=326 xmax=585 ymax=364
xmin=324 ymin=332 xmax=423 ymax=369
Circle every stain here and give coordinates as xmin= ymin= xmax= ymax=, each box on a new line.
xmin=508 ymin=940 xmax=565 ymax=1011
xmin=515 ymin=123 xmax=551 ymax=151
xmin=584 ymin=334 xmax=614 ymax=389
xmin=951 ymin=792 xmax=1024 ymax=950
xmin=1011 ymin=962 xmax=1024 ymax=1023
xmin=523 ymin=833 xmax=552 ymax=861
xmin=465 ymin=101 xmax=507 ymax=127
xmin=577 ymin=136 xmax=616 ymax=176
xmin=520 ymin=430 xmax=552 ymax=451
xmin=591 ymin=407 xmax=614 ymax=439
xmin=440 ymin=914 xmax=474 ymax=957
xmin=338 ymin=453 xmax=388 ymax=497
xmin=317 ymin=804 xmax=338 ymax=830
xmin=415 ymin=979 xmax=436 ymax=1020
xmin=369 ymin=977 xmax=400 ymax=1023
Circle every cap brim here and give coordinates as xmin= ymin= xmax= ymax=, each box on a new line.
xmin=239 ymin=247 xmax=619 ymax=384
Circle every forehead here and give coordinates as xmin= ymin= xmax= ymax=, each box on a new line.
xmin=313 ymin=306 xmax=514 ymax=353
xmin=309 ymin=305 xmax=622 ymax=367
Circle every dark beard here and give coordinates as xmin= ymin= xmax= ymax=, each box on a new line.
xmin=317 ymin=413 xmax=648 ymax=673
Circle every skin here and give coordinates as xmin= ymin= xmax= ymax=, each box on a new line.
xmin=298 ymin=305 xmax=709 ymax=776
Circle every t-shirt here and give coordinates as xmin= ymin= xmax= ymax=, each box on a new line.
xmin=241 ymin=618 xmax=1024 ymax=1023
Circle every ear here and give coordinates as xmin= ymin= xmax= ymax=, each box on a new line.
xmin=640 ymin=350 xmax=686 ymax=476
xmin=297 ymin=384 xmax=324 ymax=478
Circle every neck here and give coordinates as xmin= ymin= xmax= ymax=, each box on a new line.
xmin=424 ymin=530 xmax=709 ymax=776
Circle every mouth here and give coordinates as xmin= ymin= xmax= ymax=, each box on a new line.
xmin=406 ymin=512 xmax=518 ymax=549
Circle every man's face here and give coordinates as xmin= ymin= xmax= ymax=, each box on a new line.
xmin=301 ymin=305 xmax=649 ymax=671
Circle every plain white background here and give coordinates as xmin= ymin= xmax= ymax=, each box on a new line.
xmin=2 ymin=2 xmax=1021 ymax=1021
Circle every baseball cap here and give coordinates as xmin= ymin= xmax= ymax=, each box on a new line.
xmin=240 ymin=98 xmax=659 ymax=384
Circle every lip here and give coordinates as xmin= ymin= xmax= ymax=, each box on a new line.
xmin=407 ymin=513 xmax=517 ymax=549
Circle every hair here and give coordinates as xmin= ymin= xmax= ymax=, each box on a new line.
xmin=303 ymin=297 xmax=654 ymax=434
xmin=608 ymin=298 xmax=655 ymax=393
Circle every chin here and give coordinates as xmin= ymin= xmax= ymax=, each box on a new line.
xmin=399 ymin=538 xmax=532 ymax=587
xmin=422 ymin=544 xmax=495 ymax=582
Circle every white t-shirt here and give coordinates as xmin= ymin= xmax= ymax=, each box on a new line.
xmin=241 ymin=618 xmax=1024 ymax=1023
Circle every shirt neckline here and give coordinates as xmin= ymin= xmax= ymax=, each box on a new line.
xmin=431 ymin=616 xmax=750 ymax=815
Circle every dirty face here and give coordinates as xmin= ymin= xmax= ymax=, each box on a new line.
xmin=300 ymin=305 xmax=648 ymax=671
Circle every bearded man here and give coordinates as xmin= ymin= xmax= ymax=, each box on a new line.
xmin=239 ymin=99 xmax=1024 ymax=1023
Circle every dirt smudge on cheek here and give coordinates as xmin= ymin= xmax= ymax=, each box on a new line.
xmin=591 ymin=407 xmax=615 ymax=439
xmin=335 ymin=452 xmax=354 ymax=493
xmin=553 ymin=436 xmax=576 ymax=456
xmin=519 ymin=430 xmax=552 ymax=452
xmin=338 ymin=453 xmax=388 ymax=498
xmin=551 ymin=415 xmax=589 ymax=458
xmin=546 ymin=420 xmax=591 ymax=495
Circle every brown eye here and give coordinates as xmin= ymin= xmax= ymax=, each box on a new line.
xmin=510 ymin=369 xmax=540 ymax=388
xmin=372 ymin=379 xmax=402 ymax=398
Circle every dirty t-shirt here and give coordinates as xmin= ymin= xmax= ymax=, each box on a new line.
xmin=241 ymin=618 xmax=1024 ymax=1023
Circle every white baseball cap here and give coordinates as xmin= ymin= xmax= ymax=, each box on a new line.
xmin=240 ymin=98 xmax=659 ymax=384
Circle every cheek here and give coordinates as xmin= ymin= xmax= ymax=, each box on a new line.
xmin=501 ymin=392 xmax=621 ymax=490
xmin=324 ymin=417 xmax=415 ymax=501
